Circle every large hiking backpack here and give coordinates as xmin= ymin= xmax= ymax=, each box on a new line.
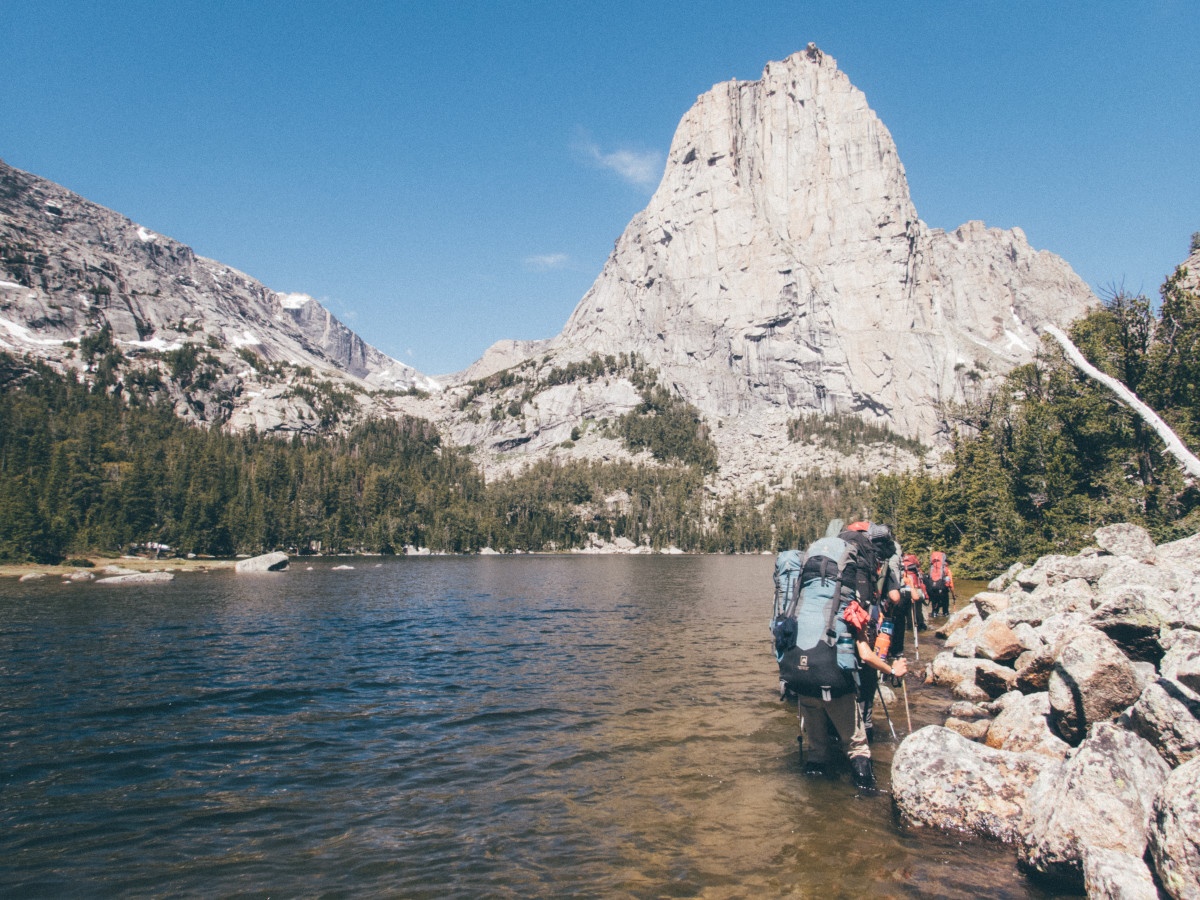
xmin=771 ymin=537 xmax=860 ymax=700
xmin=928 ymin=551 xmax=948 ymax=588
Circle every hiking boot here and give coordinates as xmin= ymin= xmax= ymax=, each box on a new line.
xmin=803 ymin=760 xmax=828 ymax=777
xmin=850 ymin=757 xmax=878 ymax=792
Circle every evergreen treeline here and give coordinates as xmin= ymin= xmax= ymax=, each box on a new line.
xmin=0 ymin=353 xmax=866 ymax=562
xmin=872 ymin=266 xmax=1200 ymax=577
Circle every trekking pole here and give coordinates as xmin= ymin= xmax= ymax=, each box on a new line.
xmin=900 ymin=676 xmax=913 ymax=734
xmin=910 ymin=605 xmax=920 ymax=662
xmin=875 ymin=683 xmax=898 ymax=742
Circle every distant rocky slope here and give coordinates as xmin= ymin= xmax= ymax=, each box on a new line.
xmin=0 ymin=158 xmax=435 ymax=432
xmin=1 ymin=46 xmax=1100 ymax=493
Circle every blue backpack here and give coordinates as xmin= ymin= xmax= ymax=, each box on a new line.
xmin=771 ymin=537 xmax=861 ymax=700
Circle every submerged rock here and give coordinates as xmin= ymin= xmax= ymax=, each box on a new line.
xmin=96 ymin=572 xmax=175 ymax=585
xmin=234 ymin=551 xmax=290 ymax=573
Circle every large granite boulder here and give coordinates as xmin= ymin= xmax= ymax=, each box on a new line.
xmin=1003 ymin=579 xmax=1094 ymax=628
xmin=235 ymin=551 xmax=290 ymax=573
xmin=975 ymin=616 xmax=1024 ymax=663
xmin=1147 ymin=755 xmax=1200 ymax=900
xmin=892 ymin=725 xmax=1053 ymax=844
xmin=1018 ymin=723 xmax=1169 ymax=886
xmin=971 ymin=591 xmax=1010 ymax=620
xmin=1047 ymin=625 xmax=1142 ymax=745
xmin=1097 ymin=558 xmax=1189 ymax=595
xmin=1127 ymin=678 xmax=1200 ymax=768
xmin=985 ymin=691 xmax=1070 ymax=759
xmin=1088 ymin=584 xmax=1174 ymax=664
xmin=974 ymin=659 xmax=1019 ymax=699
xmin=1166 ymin=576 xmax=1200 ymax=630
xmin=1156 ymin=533 xmax=1200 ymax=577
xmin=936 ymin=603 xmax=979 ymax=640
xmin=1083 ymin=848 xmax=1161 ymax=900
xmin=1094 ymin=523 xmax=1157 ymax=563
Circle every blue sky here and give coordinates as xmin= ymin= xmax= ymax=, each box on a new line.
xmin=3 ymin=1 xmax=1196 ymax=375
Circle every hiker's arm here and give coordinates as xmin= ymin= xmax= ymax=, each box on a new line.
xmin=857 ymin=639 xmax=907 ymax=678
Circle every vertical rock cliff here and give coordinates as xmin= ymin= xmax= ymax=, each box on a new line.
xmin=549 ymin=45 xmax=1096 ymax=439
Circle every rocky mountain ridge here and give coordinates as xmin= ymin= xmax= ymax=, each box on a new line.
xmin=0 ymin=158 xmax=435 ymax=433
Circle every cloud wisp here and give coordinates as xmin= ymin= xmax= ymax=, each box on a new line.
xmin=524 ymin=253 xmax=570 ymax=271
xmin=573 ymin=131 xmax=664 ymax=190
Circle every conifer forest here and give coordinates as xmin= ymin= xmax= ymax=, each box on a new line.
xmin=1 ymin=266 xmax=1197 ymax=577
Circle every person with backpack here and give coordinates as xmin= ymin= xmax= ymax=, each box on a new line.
xmin=771 ymin=523 xmax=908 ymax=791
xmin=901 ymin=553 xmax=929 ymax=632
xmin=924 ymin=551 xmax=956 ymax=617
xmin=838 ymin=522 xmax=902 ymax=742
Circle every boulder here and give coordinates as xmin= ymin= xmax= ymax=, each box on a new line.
xmin=1177 ymin=655 xmax=1200 ymax=698
xmin=234 ymin=551 xmax=290 ymax=573
xmin=929 ymin=651 xmax=980 ymax=691
xmin=1003 ymin=579 xmax=1094 ymax=627
xmin=1083 ymin=848 xmax=1161 ymax=900
xmin=1018 ymin=723 xmax=1169 ymax=886
xmin=1034 ymin=610 xmax=1087 ymax=651
xmin=953 ymin=680 xmax=992 ymax=703
xmin=1127 ymin=678 xmax=1200 ymax=768
xmin=936 ymin=603 xmax=978 ymax=640
xmin=1015 ymin=649 xmax=1058 ymax=695
xmin=1010 ymin=621 xmax=1044 ymax=653
xmin=1047 ymin=625 xmax=1142 ymax=745
xmin=948 ymin=701 xmax=991 ymax=720
xmin=988 ymin=561 xmax=1025 ymax=592
xmin=945 ymin=717 xmax=991 ymax=741
xmin=1155 ymin=532 xmax=1200 ymax=576
xmin=1016 ymin=555 xmax=1074 ymax=591
xmin=953 ymin=640 xmax=977 ymax=659
xmin=1097 ymin=559 xmax=1189 ymax=595
xmin=1094 ymin=523 xmax=1157 ymax=563
xmin=1043 ymin=553 xmax=1117 ymax=586
xmin=1088 ymin=585 xmax=1174 ymax=664
xmin=892 ymin=725 xmax=1053 ymax=844
xmin=96 ymin=572 xmax=175 ymax=585
xmin=974 ymin=659 xmax=1019 ymax=699
xmin=945 ymin=615 xmax=983 ymax=650
xmin=972 ymin=591 xmax=1011 ymax=620
xmin=1166 ymin=577 xmax=1200 ymax=630
xmin=1147 ymin=755 xmax=1200 ymax=900
xmin=18 ymin=572 xmax=48 ymax=582
xmin=65 ymin=571 xmax=94 ymax=583
xmin=1161 ymin=631 xmax=1200 ymax=691
xmin=985 ymin=691 xmax=1070 ymax=759
xmin=975 ymin=617 xmax=1024 ymax=663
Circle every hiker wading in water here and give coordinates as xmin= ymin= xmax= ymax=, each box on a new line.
xmin=799 ymin=594 xmax=908 ymax=790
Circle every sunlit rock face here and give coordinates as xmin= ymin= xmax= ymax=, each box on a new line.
xmin=0 ymin=158 xmax=436 ymax=433
xmin=547 ymin=45 xmax=1096 ymax=440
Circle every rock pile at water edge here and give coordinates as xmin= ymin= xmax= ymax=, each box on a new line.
xmin=892 ymin=523 xmax=1200 ymax=897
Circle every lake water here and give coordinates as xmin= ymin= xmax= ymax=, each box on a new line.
xmin=0 ymin=556 xmax=1062 ymax=898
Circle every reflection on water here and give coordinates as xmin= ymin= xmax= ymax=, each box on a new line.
xmin=0 ymin=558 xmax=1057 ymax=897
